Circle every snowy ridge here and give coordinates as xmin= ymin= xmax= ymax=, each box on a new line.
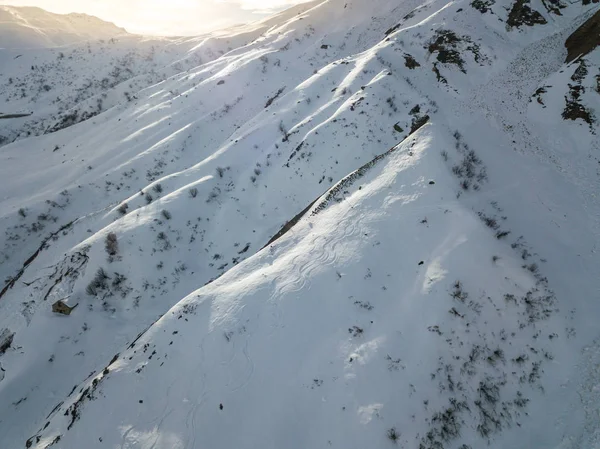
xmin=0 ymin=2 xmax=321 ymax=148
xmin=0 ymin=0 xmax=599 ymax=448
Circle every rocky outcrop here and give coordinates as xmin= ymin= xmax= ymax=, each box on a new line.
xmin=565 ymin=9 xmax=600 ymax=63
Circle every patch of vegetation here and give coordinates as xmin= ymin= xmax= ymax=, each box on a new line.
xmin=354 ymin=300 xmax=374 ymax=310
xmin=105 ymin=232 xmax=118 ymax=261
xmin=265 ymin=87 xmax=285 ymax=108
xmin=85 ymin=267 xmax=110 ymax=296
xmin=447 ymin=131 xmax=488 ymax=191
xmin=386 ymin=96 xmax=398 ymax=113
xmin=540 ymin=0 xmax=566 ymax=15
xmin=496 ymin=230 xmax=511 ymax=239
xmin=404 ymin=54 xmax=421 ymax=69
xmin=452 ymin=150 xmax=486 ymax=190
xmin=450 ymin=280 xmax=469 ymax=302
xmin=348 ymin=325 xmax=364 ymax=337
xmin=279 ymin=120 xmax=290 ymax=142
xmin=387 ymin=427 xmax=400 ymax=443
xmin=478 ymin=212 xmax=499 ymax=230
xmin=471 ymin=0 xmax=495 ymax=13
xmin=206 ymin=187 xmax=221 ymax=203
xmin=156 ymin=231 xmax=171 ymax=251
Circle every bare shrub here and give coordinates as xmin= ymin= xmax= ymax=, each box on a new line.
xmin=279 ymin=121 xmax=289 ymax=142
xmin=450 ymin=280 xmax=468 ymax=301
xmin=105 ymin=233 xmax=118 ymax=260
xmin=387 ymin=427 xmax=400 ymax=443
xmin=86 ymin=268 xmax=109 ymax=296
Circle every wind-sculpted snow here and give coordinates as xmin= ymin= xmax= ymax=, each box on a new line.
xmin=1 ymin=0 xmax=600 ymax=448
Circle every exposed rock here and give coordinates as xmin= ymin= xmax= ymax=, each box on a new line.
xmin=384 ymin=23 xmax=402 ymax=36
xmin=565 ymin=9 xmax=600 ymax=63
xmin=410 ymin=115 xmax=430 ymax=134
xmin=531 ymin=86 xmax=549 ymax=106
xmin=432 ymin=63 xmax=448 ymax=83
xmin=428 ymin=30 xmax=466 ymax=71
xmin=562 ymin=59 xmax=596 ymax=129
xmin=471 ymin=0 xmax=496 ymax=14
xmin=404 ymin=53 xmax=421 ymax=69
xmin=427 ymin=29 xmax=485 ymax=73
xmin=0 ymin=329 xmax=14 ymax=355
xmin=507 ymin=0 xmax=547 ymax=28
xmin=563 ymin=86 xmax=595 ymax=127
xmin=540 ymin=0 xmax=566 ymax=16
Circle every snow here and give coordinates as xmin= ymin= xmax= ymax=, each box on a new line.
xmin=0 ymin=0 xmax=599 ymax=448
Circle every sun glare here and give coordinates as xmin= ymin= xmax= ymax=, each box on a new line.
xmin=0 ymin=0 xmax=309 ymax=35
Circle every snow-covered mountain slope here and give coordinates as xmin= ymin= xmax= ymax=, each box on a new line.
xmin=0 ymin=5 xmax=127 ymax=49
xmin=0 ymin=1 xmax=599 ymax=448
xmin=0 ymin=1 xmax=321 ymax=148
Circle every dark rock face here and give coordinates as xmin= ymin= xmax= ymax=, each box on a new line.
xmin=565 ymin=9 xmax=600 ymax=63
xmin=471 ymin=0 xmax=495 ymax=14
xmin=507 ymin=0 xmax=547 ymax=28
xmin=0 ymin=329 xmax=14 ymax=355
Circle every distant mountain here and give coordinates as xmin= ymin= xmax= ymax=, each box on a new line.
xmin=0 ymin=5 xmax=128 ymax=49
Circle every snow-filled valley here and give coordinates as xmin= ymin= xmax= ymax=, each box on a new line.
xmin=0 ymin=1 xmax=599 ymax=448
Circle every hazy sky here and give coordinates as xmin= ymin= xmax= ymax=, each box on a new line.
xmin=1 ymin=0 xmax=307 ymax=35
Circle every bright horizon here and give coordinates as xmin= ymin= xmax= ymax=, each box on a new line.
xmin=0 ymin=0 xmax=310 ymax=35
